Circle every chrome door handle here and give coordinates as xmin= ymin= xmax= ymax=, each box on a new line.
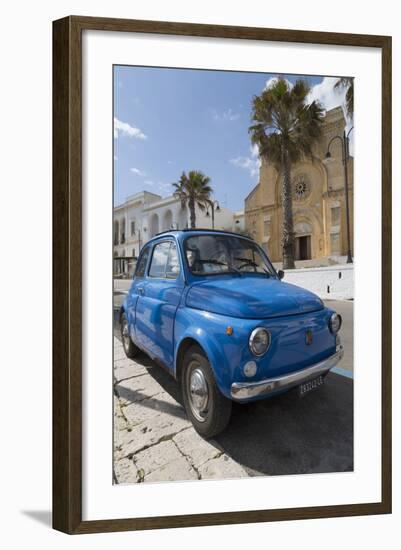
xmin=137 ymin=287 xmax=145 ymax=296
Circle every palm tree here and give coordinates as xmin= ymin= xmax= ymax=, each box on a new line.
xmin=334 ymin=77 xmax=353 ymax=118
xmin=173 ymin=170 xmax=213 ymax=229
xmin=249 ymin=78 xmax=324 ymax=269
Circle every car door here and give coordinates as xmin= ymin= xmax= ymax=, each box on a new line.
xmin=126 ymin=245 xmax=151 ymax=344
xmin=134 ymin=239 xmax=184 ymax=369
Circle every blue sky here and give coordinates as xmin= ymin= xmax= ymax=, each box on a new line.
xmin=114 ymin=66 xmax=346 ymax=211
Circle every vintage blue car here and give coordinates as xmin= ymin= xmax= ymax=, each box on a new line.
xmin=120 ymin=229 xmax=343 ymax=437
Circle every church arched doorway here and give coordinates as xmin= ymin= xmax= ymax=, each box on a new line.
xmin=294 ymin=221 xmax=312 ymax=261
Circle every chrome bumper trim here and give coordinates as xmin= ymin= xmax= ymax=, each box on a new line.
xmin=231 ymin=345 xmax=344 ymax=401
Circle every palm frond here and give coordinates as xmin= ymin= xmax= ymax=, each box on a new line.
xmin=249 ymin=77 xmax=323 ymax=167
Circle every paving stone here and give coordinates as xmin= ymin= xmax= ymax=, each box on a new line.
xmin=113 ymin=346 xmax=127 ymax=361
xmin=114 ymin=413 xmax=128 ymax=431
xmin=173 ymin=428 xmax=223 ymax=469
xmin=121 ymin=413 xmax=191 ymax=457
xmin=133 ymin=440 xmax=183 ymax=476
xmin=198 ymin=455 xmax=249 ymax=480
xmin=115 ymin=374 xmax=163 ymax=406
xmin=114 ymin=358 xmax=150 ymax=382
xmin=113 ymin=337 xmax=250 ymax=483
xmin=123 ymin=391 xmax=187 ymax=427
xmin=114 ymin=428 xmax=133 ymax=460
xmin=114 ymin=457 xmax=138 ymax=484
xmin=145 ymin=456 xmax=198 ymax=482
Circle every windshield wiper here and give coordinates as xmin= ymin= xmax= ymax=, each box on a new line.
xmin=233 ymin=257 xmax=270 ymax=276
xmin=196 ymin=259 xmax=243 ymax=276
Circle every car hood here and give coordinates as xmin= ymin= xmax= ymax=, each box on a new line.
xmin=186 ymin=276 xmax=324 ymax=319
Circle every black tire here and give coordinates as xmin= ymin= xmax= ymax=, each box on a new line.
xmin=120 ymin=312 xmax=139 ymax=359
xmin=181 ymin=345 xmax=232 ymax=438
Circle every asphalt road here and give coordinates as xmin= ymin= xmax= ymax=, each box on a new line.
xmin=113 ymin=298 xmax=353 ymax=476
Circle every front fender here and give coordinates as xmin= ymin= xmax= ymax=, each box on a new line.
xmin=174 ymin=307 xmax=251 ymax=398
xmin=174 ymin=305 xmax=338 ymax=401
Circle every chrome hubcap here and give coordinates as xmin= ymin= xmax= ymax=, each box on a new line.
xmin=188 ymin=365 xmax=209 ymax=422
xmin=122 ymin=320 xmax=131 ymax=351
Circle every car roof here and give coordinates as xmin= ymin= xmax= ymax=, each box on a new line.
xmin=149 ymin=228 xmax=254 ymax=242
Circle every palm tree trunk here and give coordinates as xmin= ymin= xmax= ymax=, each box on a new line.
xmin=281 ymin=147 xmax=296 ymax=269
xmin=189 ymin=196 xmax=196 ymax=229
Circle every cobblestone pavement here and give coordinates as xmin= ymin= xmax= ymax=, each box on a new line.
xmin=113 ymin=299 xmax=354 ymax=483
xmin=113 ymin=337 xmax=249 ymax=484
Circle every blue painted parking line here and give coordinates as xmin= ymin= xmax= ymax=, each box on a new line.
xmin=331 ymin=366 xmax=353 ymax=380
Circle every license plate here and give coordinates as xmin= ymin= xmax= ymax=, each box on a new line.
xmin=298 ymin=375 xmax=324 ymax=397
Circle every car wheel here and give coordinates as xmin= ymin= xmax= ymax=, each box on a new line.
xmin=181 ymin=345 xmax=232 ymax=438
xmin=120 ymin=312 xmax=139 ymax=358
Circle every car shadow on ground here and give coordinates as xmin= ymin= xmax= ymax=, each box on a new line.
xmin=114 ymin=313 xmax=353 ymax=477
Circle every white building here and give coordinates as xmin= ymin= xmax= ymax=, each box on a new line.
xmin=233 ymin=210 xmax=245 ymax=233
xmin=113 ymin=191 xmax=238 ymax=259
xmin=113 ymin=191 xmax=160 ymax=259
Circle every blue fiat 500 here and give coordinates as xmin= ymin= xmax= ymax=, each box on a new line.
xmin=120 ymin=229 xmax=343 ymax=438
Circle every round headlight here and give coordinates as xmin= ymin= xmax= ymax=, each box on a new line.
xmin=329 ymin=312 xmax=342 ymax=334
xmin=249 ymin=328 xmax=270 ymax=356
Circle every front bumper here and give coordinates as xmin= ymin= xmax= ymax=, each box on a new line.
xmin=231 ymin=345 xmax=344 ymax=401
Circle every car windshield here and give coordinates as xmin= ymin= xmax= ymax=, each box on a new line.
xmin=184 ymin=234 xmax=276 ymax=277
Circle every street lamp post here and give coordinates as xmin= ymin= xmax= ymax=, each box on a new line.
xmin=325 ymin=127 xmax=354 ymax=264
xmin=206 ymin=200 xmax=221 ymax=229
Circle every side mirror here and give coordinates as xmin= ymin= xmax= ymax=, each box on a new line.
xmin=278 ymin=269 xmax=285 ymax=280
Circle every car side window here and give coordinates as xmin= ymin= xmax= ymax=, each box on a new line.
xmin=149 ymin=241 xmax=180 ymax=279
xmin=149 ymin=242 xmax=170 ymax=278
xmin=166 ymin=242 xmax=180 ymax=279
xmin=135 ymin=247 xmax=150 ymax=278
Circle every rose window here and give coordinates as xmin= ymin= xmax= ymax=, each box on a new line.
xmin=292 ymin=174 xmax=311 ymax=201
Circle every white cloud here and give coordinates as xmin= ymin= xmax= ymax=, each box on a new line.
xmin=157 ymin=182 xmax=173 ymax=193
xmin=130 ymin=167 xmax=146 ymax=177
xmin=307 ymin=77 xmax=354 ymax=152
xmin=230 ymin=147 xmax=261 ymax=179
xmin=213 ymin=108 xmax=240 ymax=122
xmin=143 ymin=180 xmax=172 ymax=196
xmin=250 ymin=143 xmax=259 ymax=158
xmin=307 ymin=77 xmax=345 ymax=111
xmin=114 ymin=117 xmax=147 ymax=140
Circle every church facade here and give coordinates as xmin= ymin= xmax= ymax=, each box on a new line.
xmin=244 ymin=107 xmax=354 ymax=264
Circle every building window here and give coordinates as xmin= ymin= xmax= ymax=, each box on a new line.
xmin=114 ymin=220 xmax=119 ymax=246
xmin=330 ymin=233 xmax=340 ymax=255
xmin=263 ymin=217 xmax=270 ymax=237
xmin=131 ymin=220 xmax=136 ymax=236
xmin=292 ymin=174 xmax=311 ymax=201
xmin=120 ymin=218 xmax=126 ymax=244
xmin=331 ymin=206 xmax=341 ymax=226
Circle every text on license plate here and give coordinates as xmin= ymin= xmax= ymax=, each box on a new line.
xmin=298 ymin=375 xmax=324 ymax=397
